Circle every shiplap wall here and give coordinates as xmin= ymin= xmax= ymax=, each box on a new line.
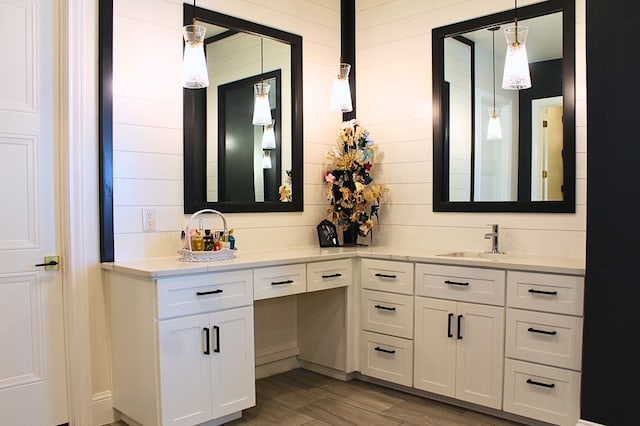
xmin=112 ymin=0 xmax=342 ymax=260
xmin=356 ymin=0 xmax=586 ymax=258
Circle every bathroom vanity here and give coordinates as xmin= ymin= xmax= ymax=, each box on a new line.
xmin=103 ymin=247 xmax=584 ymax=426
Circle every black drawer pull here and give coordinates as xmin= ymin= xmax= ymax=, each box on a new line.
xmin=447 ymin=313 xmax=454 ymax=338
xmin=528 ymin=289 xmax=558 ymax=296
xmin=202 ymin=327 xmax=210 ymax=355
xmin=526 ymin=378 xmax=555 ymax=389
xmin=322 ymin=273 xmax=342 ymax=279
xmin=374 ymin=346 xmax=396 ymax=355
xmin=457 ymin=314 xmax=463 ymax=339
xmin=213 ymin=325 xmax=220 ymax=353
xmin=374 ymin=304 xmax=396 ymax=311
xmin=196 ymin=289 xmax=223 ymax=296
xmin=271 ymin=280 xmax=294 ymax=285
xmin=528 ymin=327 xmax=557 ymax=336
xmin=375 ymin=273 xmax=397 ymax=279
xmin=445 ymin=280 xmax=469 ymax=286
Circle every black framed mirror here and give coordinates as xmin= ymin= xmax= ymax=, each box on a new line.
xmin=432 ymin=0 xmax=575 ymax=212
xmin=183 ymin=4 xmax=303 ymax=213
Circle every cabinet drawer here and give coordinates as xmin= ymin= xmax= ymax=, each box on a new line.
xmin=253 ymin=264 xmax=306 ymax=300
xmin=507 ymin=271 xmax=584 ymax=315
xmin=415 ymin=264 xmax=505 ymax=306
xmin=506 ymin=309 xmax=583 ymax=370
xmin=503 ymin=359 xmax=580 ymax=426
xmin=157 ymin=270 xmax=253 ymax=319
xmin=360 ymin=331 xmax=413 ymax=387
xmin=361 ymin=290 xmax=413 ymax=339
xmin=307 ymin=259 xmax=352 ymax=292
xmin=361 ymin=259 xmax=414 ymax=295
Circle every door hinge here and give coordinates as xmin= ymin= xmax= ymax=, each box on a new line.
xmin=542 ymin=170 xmax=548 ymax=179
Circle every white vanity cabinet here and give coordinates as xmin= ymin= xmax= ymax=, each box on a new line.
xmin=414 ymin=264 xmax=505 ymax=410
xmin=359 ymin=259 xmax=415 ymax=387
xmin=107 ymin=269 xmax=255 ymax=426
xmin=503 ymin=271 xmax=584 ymax=426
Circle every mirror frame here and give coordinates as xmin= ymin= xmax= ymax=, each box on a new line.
xmin=432 ymin=0 xmax=575 ymax=212
xmin=183 ymin=4 xmax=304 ymax=214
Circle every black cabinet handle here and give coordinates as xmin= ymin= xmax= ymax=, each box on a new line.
xmin=374 ymin=346 xmax=396 ymax=355
xmin=528 ymin=289 xmax=558 ymax=296
xmin=445 ymin=280 xmax=469 ymax=286
xmin=448 ymin=313 xmax=454 ymax=338
xmin=35 ymin=260 xmax=59 ymax=267
xmin=196 ymin=289 xmax=223 ymax=296
xmin=528 ymin=327 xmax=557 ymax=336
xmin=375 ymin=273 xmax=397 ymax=279
xmin=203 ymin=327 xmax=210 ymax=355
xmin=374 ymin=305 xmax=396 ymax=311
xmin=526 ymin=378 xmax=555 ymax=389
xmin=457 ymin=315 xmax=463 ymax=339
xmin=271 ymin=279 xmax=294 ymax=285
xmin=322 ymin=273 xmax=342 ymax=279
xmin=213 ymin=325 xmax=220 ymax=353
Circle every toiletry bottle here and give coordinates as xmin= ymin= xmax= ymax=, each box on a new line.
xmin=191 ymin=229 xmax=204 ymax=251
xmin=203 ymin=229 xmax=214 ymax=251
xmin=228 ymin=229 xmax=236 ymax=250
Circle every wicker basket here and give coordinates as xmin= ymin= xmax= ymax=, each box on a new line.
xmin=178 ymin=209 xmax=236 ymax=262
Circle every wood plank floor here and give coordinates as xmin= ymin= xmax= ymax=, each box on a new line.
xmin=111 ymin=368 xmax=524 ymax=425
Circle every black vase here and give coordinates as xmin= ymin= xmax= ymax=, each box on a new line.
xmin=342 ymin=222 xmax=359 ymax=246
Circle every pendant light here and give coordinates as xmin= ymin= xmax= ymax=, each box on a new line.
xmin=182 ymin=1 xmax=209 ymax=89
xmin=502 ymin=0 xmax=531 ymax=90
xmin=330 ymin=62 xmax=353 ymax=113
xmin=262 ymin=150 xmax=272 ymax=169
xmin=487 ymin=27 xmax=503 ymax=140
xmin=252 ymin=38 xmax=273 ymax=125
xmin=261 ymin=120 xmax=276 ymax=149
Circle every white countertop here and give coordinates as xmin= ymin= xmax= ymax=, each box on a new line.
xmin=101 ymin=246 xmax=585 ymax=278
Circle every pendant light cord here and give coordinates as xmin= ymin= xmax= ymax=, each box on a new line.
xmin=514 ymin=0 xmax=519 ymax=44
xmin=192 ymin=0 xmax=196 ymax=25
xmin=492 ymin=29 xmax=496 ymax=112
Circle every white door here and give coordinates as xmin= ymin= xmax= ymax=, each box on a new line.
xmin=455 ymin=302 xmax=504 ymax=409
xmin=158 ymin=313 xmax=213 ymax=426
xmin=210 ymin=306 xmax=256 ymax=418
xmin=413 ymin=297 xmax=456 ymax=397
xmin=0 ymin=0 xmax=68 ymax=424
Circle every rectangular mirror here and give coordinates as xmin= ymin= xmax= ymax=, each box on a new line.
xmin=432 ymin=0 xmax=575 ymax=212
xmin=183 ymin=4 xmax=303 ymax=213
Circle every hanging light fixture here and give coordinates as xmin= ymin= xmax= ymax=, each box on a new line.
xmin=502 ymin=0 xmax=531 ymax=90
xmin=261 ymin=120 xmax=276 ymax=149
xmin=182 ymin=1 xmax=209 ymax=89
xmin=262 ymin=150 xmax=272 ymax=169
xmin=487 ymin=27 xmax=503 ymax=140
xmin=330 ymin=62 xmax=353 ymax=113
xmin=252 ymin=38 xmax=273 ymax=125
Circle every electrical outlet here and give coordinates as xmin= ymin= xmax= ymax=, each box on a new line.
xmin=142 ymin=208 xmax=156 ymax=232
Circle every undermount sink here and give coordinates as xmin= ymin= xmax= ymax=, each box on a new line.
xmin=437 ymin=251 xmax=510 ymax=260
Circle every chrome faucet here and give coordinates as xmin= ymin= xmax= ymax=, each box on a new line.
xmin=484 ymin=224 xmax=500 ymax=253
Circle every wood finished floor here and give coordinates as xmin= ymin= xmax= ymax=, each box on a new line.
xmin=111 ymin=368 xmax=524 ymax=426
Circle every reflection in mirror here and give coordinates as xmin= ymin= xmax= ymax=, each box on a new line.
xmin=433 ymin=0 xmax=575 ymax=212
xmin=183 ymin=4 xmax=303 ymax=213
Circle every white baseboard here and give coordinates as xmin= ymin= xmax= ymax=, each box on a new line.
xmin=92 ymin=391 xmax=115 ymax=426
xmin=577 ymin=420 xmax=606 ymax=426
xmin=255 ymin=347 xmax=300 ymax=379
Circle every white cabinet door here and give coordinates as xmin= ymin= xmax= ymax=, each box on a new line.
xmin=158 ymin=314 xmax=213 ymax=426
xmin=455 ymin=302 xmax=504 ymax=409
xmin=210 ymin=306 xmax=256 ymax=418
xmin=414 ymin=297 xmax=457 ymax=398
xmin=414 ymin=298 xmax=504 ymax=410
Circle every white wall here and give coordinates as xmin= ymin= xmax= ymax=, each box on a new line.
xmin=356 ymin=0 xmax=586 ymax=258
xmin=112 ymin=0 xmax=342 ymax=260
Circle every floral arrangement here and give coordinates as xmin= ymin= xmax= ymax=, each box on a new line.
xmin=324 ymin=119 xmax=387 ymax=239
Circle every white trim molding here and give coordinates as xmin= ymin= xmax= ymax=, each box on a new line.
xmin=577 ymin=420 xmax=606 ymax=426
xmin=92 ymin=391 xmax=115 ymax=426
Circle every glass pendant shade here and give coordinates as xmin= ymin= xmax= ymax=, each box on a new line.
xmin=262 ymin=150 xmax=272 ymax=169
xmin=330 ymin=63 xmax=353 ymax=113
xmin=502 ymin=26 xmax=531 ymax=90
xmin=487 ymin=109 xmax=503 ymax=140
xmin=182 ymin=25 xmax=209 ymax=89
xmin=252 ymin=82 xmax=273 ymax=125
xmin=261 ymin=121 xmax=276 ymax=149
